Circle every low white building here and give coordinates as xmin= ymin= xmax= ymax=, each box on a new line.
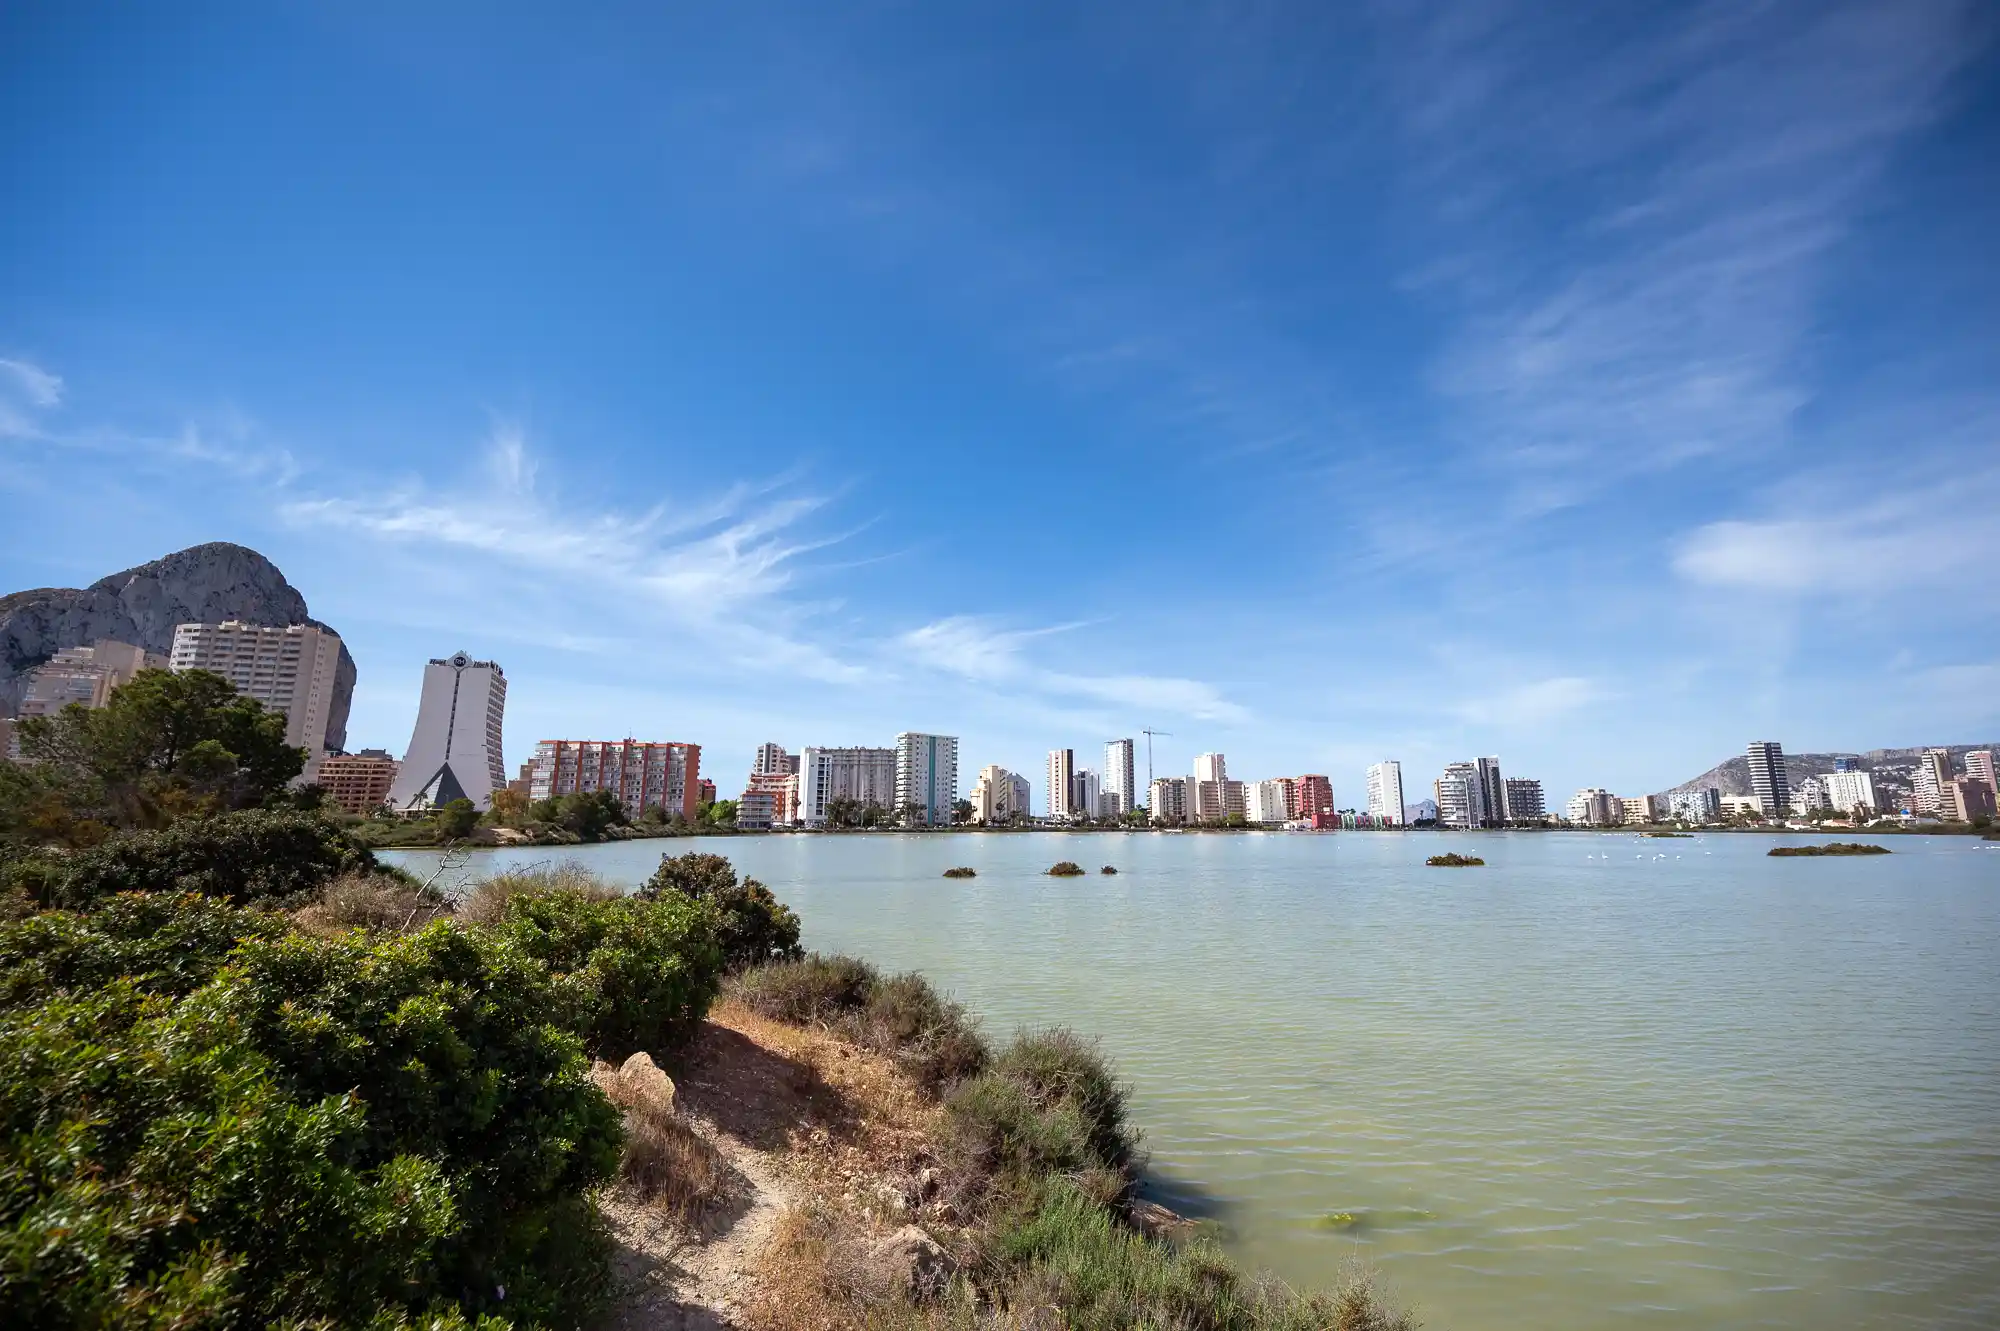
xmin=1670 ymin=787 xmax=1722 ymax=822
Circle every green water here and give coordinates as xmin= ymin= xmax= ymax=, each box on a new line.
xmin=386 ymin=831 xmax=2000 ymax=1329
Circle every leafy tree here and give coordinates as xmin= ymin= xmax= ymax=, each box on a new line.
xmin=823 ymin=796 xmax=860 ymax=829
xmin=953 ymin=798 xmax=974 ymax=825
xmin=14 ymin=668 xmax=304 ymax=829
xmin=486 ymin=786 xmax=530 ymax=828
xmin=434 ymin=797 xmax=480 ymax=839
xmin=640 ymin=852 xmax=802 ymax=970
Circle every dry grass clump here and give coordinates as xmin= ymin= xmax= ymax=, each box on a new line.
xmin=732 ymin=955 xmax=990 ymax=1094
xmin=457 ymin=859 xmax=621 ymax=923
xmin=619 ymin=1108 xmax=730 ymax=1218
xmin=291 ymin=872 xmax=452 ymax=936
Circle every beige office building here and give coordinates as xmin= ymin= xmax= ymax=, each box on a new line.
xmin=170 ymin=622 xmax=345 ymax=760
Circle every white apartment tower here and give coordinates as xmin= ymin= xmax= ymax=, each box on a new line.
xmin=1746 ymin=740 xmax=1790 ymax=816
xmin=1913 ymin=748 xmax=1953 ymax=816
xmin=894 ymin=732 xmax=960 ymax=827
xmin=1104 ymin=738 xmax=1136 ymax=815
xmin=1149 ymin=776 xmax=1189 ymax=824
xmin=1366 ymin=761 xmax=1405 ymax=826
xmin=1436 ymin=762 xmax=1484 ymax=830
xmin=385 ymin=652 xmax=508 ymax=811
xmin=171 ymin=622 xmax=346 ymax=761
xmin=752 ymin=743 xmax=800 ymax=777
xmin=1244 ymin=778 xmax=1290 ymax=825
xmin=799 ymin=746 xmax=898 ymax=826
xmin=1047 ymin=748 xmax=1077 ymax=820
xmin=1072 ymin=768 xmax=1102 ymax=821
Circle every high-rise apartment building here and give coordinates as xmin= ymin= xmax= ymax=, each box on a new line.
xmin=385 ymin=652 xmax=508 ymax=812
xmin=1436 ymin=761 xmax=1486 ymax=829
xmin=1366 ymin=762 xmax=1404 ymax=826
xmin=1821 ymin=769 xmax=1877 ymax=815
xmin=1670 ymin=787 xmax=1722 ymax=822
xmin=1193 ymin=752 xmax=1227 ymax=783
xmin=1912 ymin=748 xmax=1953 ymax=815
xmin=970 ymin=765 xmax=1031 ymax=822
xmin=530 ymin=739 xmax=701 ymax=819
xmin=1474 ymin=757 xmax=1504 ymax=828
xmin=1149 ymin=776 xmax=1188 ymax=824
xmin=1567 ymin=788 xmax=1620 ymax=825
xmin=739 ymin=769 xmax=801 ymax=830
xmin=1244 ymin=779 xmax=1290 ymax=824
xmin=1746 ymin=740 xmax=1790 ymax=816
xmin=1948 ymin=776 xmax=1996 ymax=823
xmin=171 ymin=622 xmax=346 ymax=760
xmin=1104 ymin=739 xmax=1136 ymax=814
xmin=17 ymin=639 xmax=168 ymax=721
xmin=1965 ymin=751 xmax=1995 ymax=786
xmin=752 ymin=742 xmax=800 ymax=778
xmin=895 ymin=732 xmax=960 ymax=827
xmin=1294 ymin=774 xmax=1333 ymax=819
xmin=799 ymin=746 xmax=897 ymax=826
xmin=316 ymin=750 xmax=400 ymax=815
xmin=1833 ymin=755 xmax=1859 ymax=773
xmin=1502 ymin=777 xmax=1545 ymax=821
xmin=1071 ymin=768 xmax=1102 ymax=821
xmin=1047 ymin=748 xmax=1077 ymax=820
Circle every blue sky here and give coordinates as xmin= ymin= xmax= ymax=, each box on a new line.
xmin=3 ymin=1 xmax=1997 ymax=804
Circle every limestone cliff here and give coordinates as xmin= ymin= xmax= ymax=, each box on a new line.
xmin=0 ymin=542 xmax=355 ymax=750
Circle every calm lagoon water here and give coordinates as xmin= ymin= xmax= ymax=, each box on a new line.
xmin=386 ymin=831 xmax=2000 ymax=1330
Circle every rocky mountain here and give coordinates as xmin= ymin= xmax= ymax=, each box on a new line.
xmin=1663 ymin=744 xmax=1996 ymax=799
xmin=0 ymin=543 xmax=355 ymax=750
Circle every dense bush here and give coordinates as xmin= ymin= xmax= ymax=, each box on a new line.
xmin=0 ymin=908 xmax=624 ymax=1329
xmin=732 ymin=953 xmax=988 ymax=1092
xmin=0 ymin=891 xmax=286 ymax=1008
xmin=641 ymin=852 xmax=803 ymax=970
xmin=487 ymin=883 xmax=724 ymax=1059
xmin=43 ymin=810 xmax=376 ymax=910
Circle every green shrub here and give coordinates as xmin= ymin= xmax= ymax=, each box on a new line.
xmin=943 ymin=1029 xmax=1135 ymax=1207
xmin=640 ymin=852 xmax=802 ymax=971
xmin=1047 ymin=861 xmax=1086 ymax=876
xmin=731 ymin=952 xmax=878 ymax=1024
xmin=0 ymin=906 xmax=625 ymax=1329
xmin=49 ymin=811 xmax=376 ymax=909
xmin=488 ymin=886 xmax=724 ymax=1059
xmin=0 ymin=891 xmax=286 ymax=1009
xmin=732 ymin=954 xmax=990 ymax=1092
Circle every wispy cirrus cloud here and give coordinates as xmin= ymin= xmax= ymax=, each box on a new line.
xmin=1452 ymin=675 xmax=1614 ymax=729
xmin=281 ymin=420 xmax=864 ymax=680
xmin=1389 ymin=0 xmax=1982 ymax=512
xmin=0 ymin=357 xmax=63 ymax=437
xmin=900 ymin=614 xmax=1249 ymax=724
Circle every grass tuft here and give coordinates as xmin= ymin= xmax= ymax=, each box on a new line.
xmin=291 ymin=872 xmax=452 ymax=936
xmin=457 ymin=859 xmax=621 ymax=922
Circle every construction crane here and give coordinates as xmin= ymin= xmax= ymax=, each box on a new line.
xmin=1141 ymin=728 xmax=1172 ymax=790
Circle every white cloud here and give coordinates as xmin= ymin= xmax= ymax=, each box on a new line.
xmin=0 ymin=357 xmax=63 ymax=437
xmin=898 ymin=615 xmax=1249 ymax=723
xmin=1672 ymin=469 xmax=2000 ymax=594
xmin=1453 ymin=675 xmax=1611 ymax=728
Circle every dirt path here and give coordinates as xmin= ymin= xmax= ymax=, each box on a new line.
xmin=600 ymin=1003 xmax=939 ymax=1331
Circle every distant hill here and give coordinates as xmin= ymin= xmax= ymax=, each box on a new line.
xmin=1662 ymin=744 xmax=1996 ymax=799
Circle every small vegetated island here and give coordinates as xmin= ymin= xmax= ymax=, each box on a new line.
xmin=1768 ymin=842 xmax=1892 ymax=857
xmin=1046 ymin=860 xmax=1087 ymax=876
xmin=1100 ymin=865 xmax=1118 ymax=874
xmin=941 ymin=866 xmax=976 ymax=878
xmin=1427 ymin=852 xmax=1485 ymax=866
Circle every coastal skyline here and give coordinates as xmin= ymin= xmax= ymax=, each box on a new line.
xmin=5 ymin=3 xmax=1998 ymax=802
